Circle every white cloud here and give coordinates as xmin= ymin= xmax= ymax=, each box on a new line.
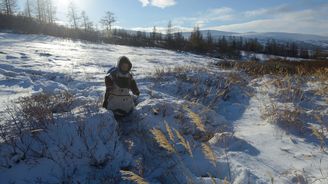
xmin=172 ymin=7 xmax=234 ymax=27
xmin=208 ymin=7 xmax=233 ymax=15
xmin=133 ymin=3 xmax=328 ymax=36
xmin=206 ymin=7 xmax=234 ymax=21
xmin=207 ymin=7 xmax=328 ymax=36
xmin=168 ymin=4 xmax=328 ymax=36
xmin=244 ymin=8 xmax=268 ymax=17
xmin=139 ymin=0 xmax=150 ymax=7
xmin=243 ymin=5 xmax=291 ymax=17
xmin=131 ymin=25 xmax=192 ymax=33
xmin=129 ymin=7 xmax=234 ymax=33
xmin=138 ymin=0 xmax=176 ymax=8
xmin=152 ymin=0 xmax=176 ymax=8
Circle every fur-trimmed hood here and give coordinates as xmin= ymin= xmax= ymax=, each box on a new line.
xmin=117 ymin=56 xmax=132 ymax=74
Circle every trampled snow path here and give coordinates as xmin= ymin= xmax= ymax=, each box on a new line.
xmin=230 ymin=80 xmax=328 ymax=184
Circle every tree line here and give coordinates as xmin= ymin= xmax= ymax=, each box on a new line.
xmin=112 ymin=24 xmax=322 ymax=59
xmin=0 ymin=0 xmax=325 ymax=59
xmin=0 ymin=0 xmax=118 ymax=41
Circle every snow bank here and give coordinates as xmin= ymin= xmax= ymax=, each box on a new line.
xmin=0 ymin=102 xmax=130 ymax=183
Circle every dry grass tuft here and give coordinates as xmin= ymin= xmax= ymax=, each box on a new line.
xmin=278 ymin=109 xmax=305 ymax=132
xmin=314 ymin=84 xmax=328 ymax=97
xmin=150 ymin=128 xmax=175 ymax=153
xmin=311 ymin=114 xmax=327 ymax=151
xmin=153 ymin=65 xmax=208 ymax=81
xmin=165 ymin=121 xmax=175 ymax=142
xmin=217 ymin=59 xmax=328 ymax=77
xmin=262 ymin=101 xmax=306 ymax=133
xmin=310 ymin=126 xmax=326 ymax=151
xmin=183 ymin=106 xmax=206 ymax=132
xmin=207 ymin=172 xmax=217 ymax=184
xmin=313 ymin=68 xmax=328 ymax=82
xmin=227 ymin=72 xmax=246 ymax=86
xmin=174 ymin=128 xmax=193 ymax=157
xmin=120 ymin=170 xmax=148 ymax=184
xmin=201 ymin=143 xmax=216 ymax=167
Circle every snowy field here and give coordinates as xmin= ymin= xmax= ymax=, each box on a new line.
xmin=0 ymin=33 xmax=327 ymax=184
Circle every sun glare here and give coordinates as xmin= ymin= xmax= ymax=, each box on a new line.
xmin=54 ymin=0 xmax=79 ymax=8
xmin=54 ymin=0 xmax=68 ymax=7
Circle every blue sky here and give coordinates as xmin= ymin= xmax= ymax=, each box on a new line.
xmin=18 ymin=0 xmax=328 ymax=36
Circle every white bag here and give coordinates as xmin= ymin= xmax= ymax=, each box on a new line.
xmin=106 ymin=84 xmax=135 ymax=114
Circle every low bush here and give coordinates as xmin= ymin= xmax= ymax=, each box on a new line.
xmin=3 ymin=91 xmax=75 ymax=132
xmin=0 ymin=90 xmax=124 ymax=183
xmin=216 ymin=59 xmax=328 ymax=77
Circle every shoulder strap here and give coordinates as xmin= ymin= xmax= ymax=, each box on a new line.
xmin=107 ymin=67 xmax=117 ymax=74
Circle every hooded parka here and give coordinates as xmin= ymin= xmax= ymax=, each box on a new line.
xmin=103 ymin=56 xmax=140 ymax=116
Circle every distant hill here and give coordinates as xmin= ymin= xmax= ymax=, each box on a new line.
xmin=179 ymin=30 xmax=328 ymax=49
xmin=113 ymin=28 xmax=328 ymax=49
xmin=181 ymin=30 xmax=328 ymax=41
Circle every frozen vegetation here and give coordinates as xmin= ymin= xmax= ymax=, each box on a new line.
xmin=0 ymin=33 xmax=327 ymax=184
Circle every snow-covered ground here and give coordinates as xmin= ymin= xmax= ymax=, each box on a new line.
xmin=0 ymin=33 xmax=327 ymax=183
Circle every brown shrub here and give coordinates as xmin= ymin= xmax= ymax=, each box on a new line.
xmin=217 ymin=59 xmax=328 ymax=77
xmin=4 ymin=90 xmax=75 ymax=131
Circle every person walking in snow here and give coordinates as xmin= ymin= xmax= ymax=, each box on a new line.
xmin=103 ymin=56 xmax=140 ymax=117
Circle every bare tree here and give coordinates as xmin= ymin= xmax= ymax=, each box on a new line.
xmin=34 ymin=0 xmax=55 ymax=23
xmin=45 ymin=0 xmax=56 ymax=23
xmin=165 ymin=20 xmax=175 ymax=48
xmin=67 ymin=1 xmax=80 ymax=29
xmin=1 ymin=0 xmax=17 ymax=15
xmin=81 ymin=10 xmax=93 ymax=32
xmin=23 ymin=0 xmax=33 ymax=18
xmin=189 ymin=25 xmax=204 ymax=51
xmin=100 ymin=11 xmax=115 ymax=34
xmin=166 ymin=20 xmax=173 ymax=41
xmin=152 ymin=26 xmax=159 ymax=44
xmin=35 ymin=0 xmax=45 ymax=21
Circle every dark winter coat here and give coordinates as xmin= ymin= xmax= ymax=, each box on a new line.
xmin=102 ymin=57 xmax=140 ymax=113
